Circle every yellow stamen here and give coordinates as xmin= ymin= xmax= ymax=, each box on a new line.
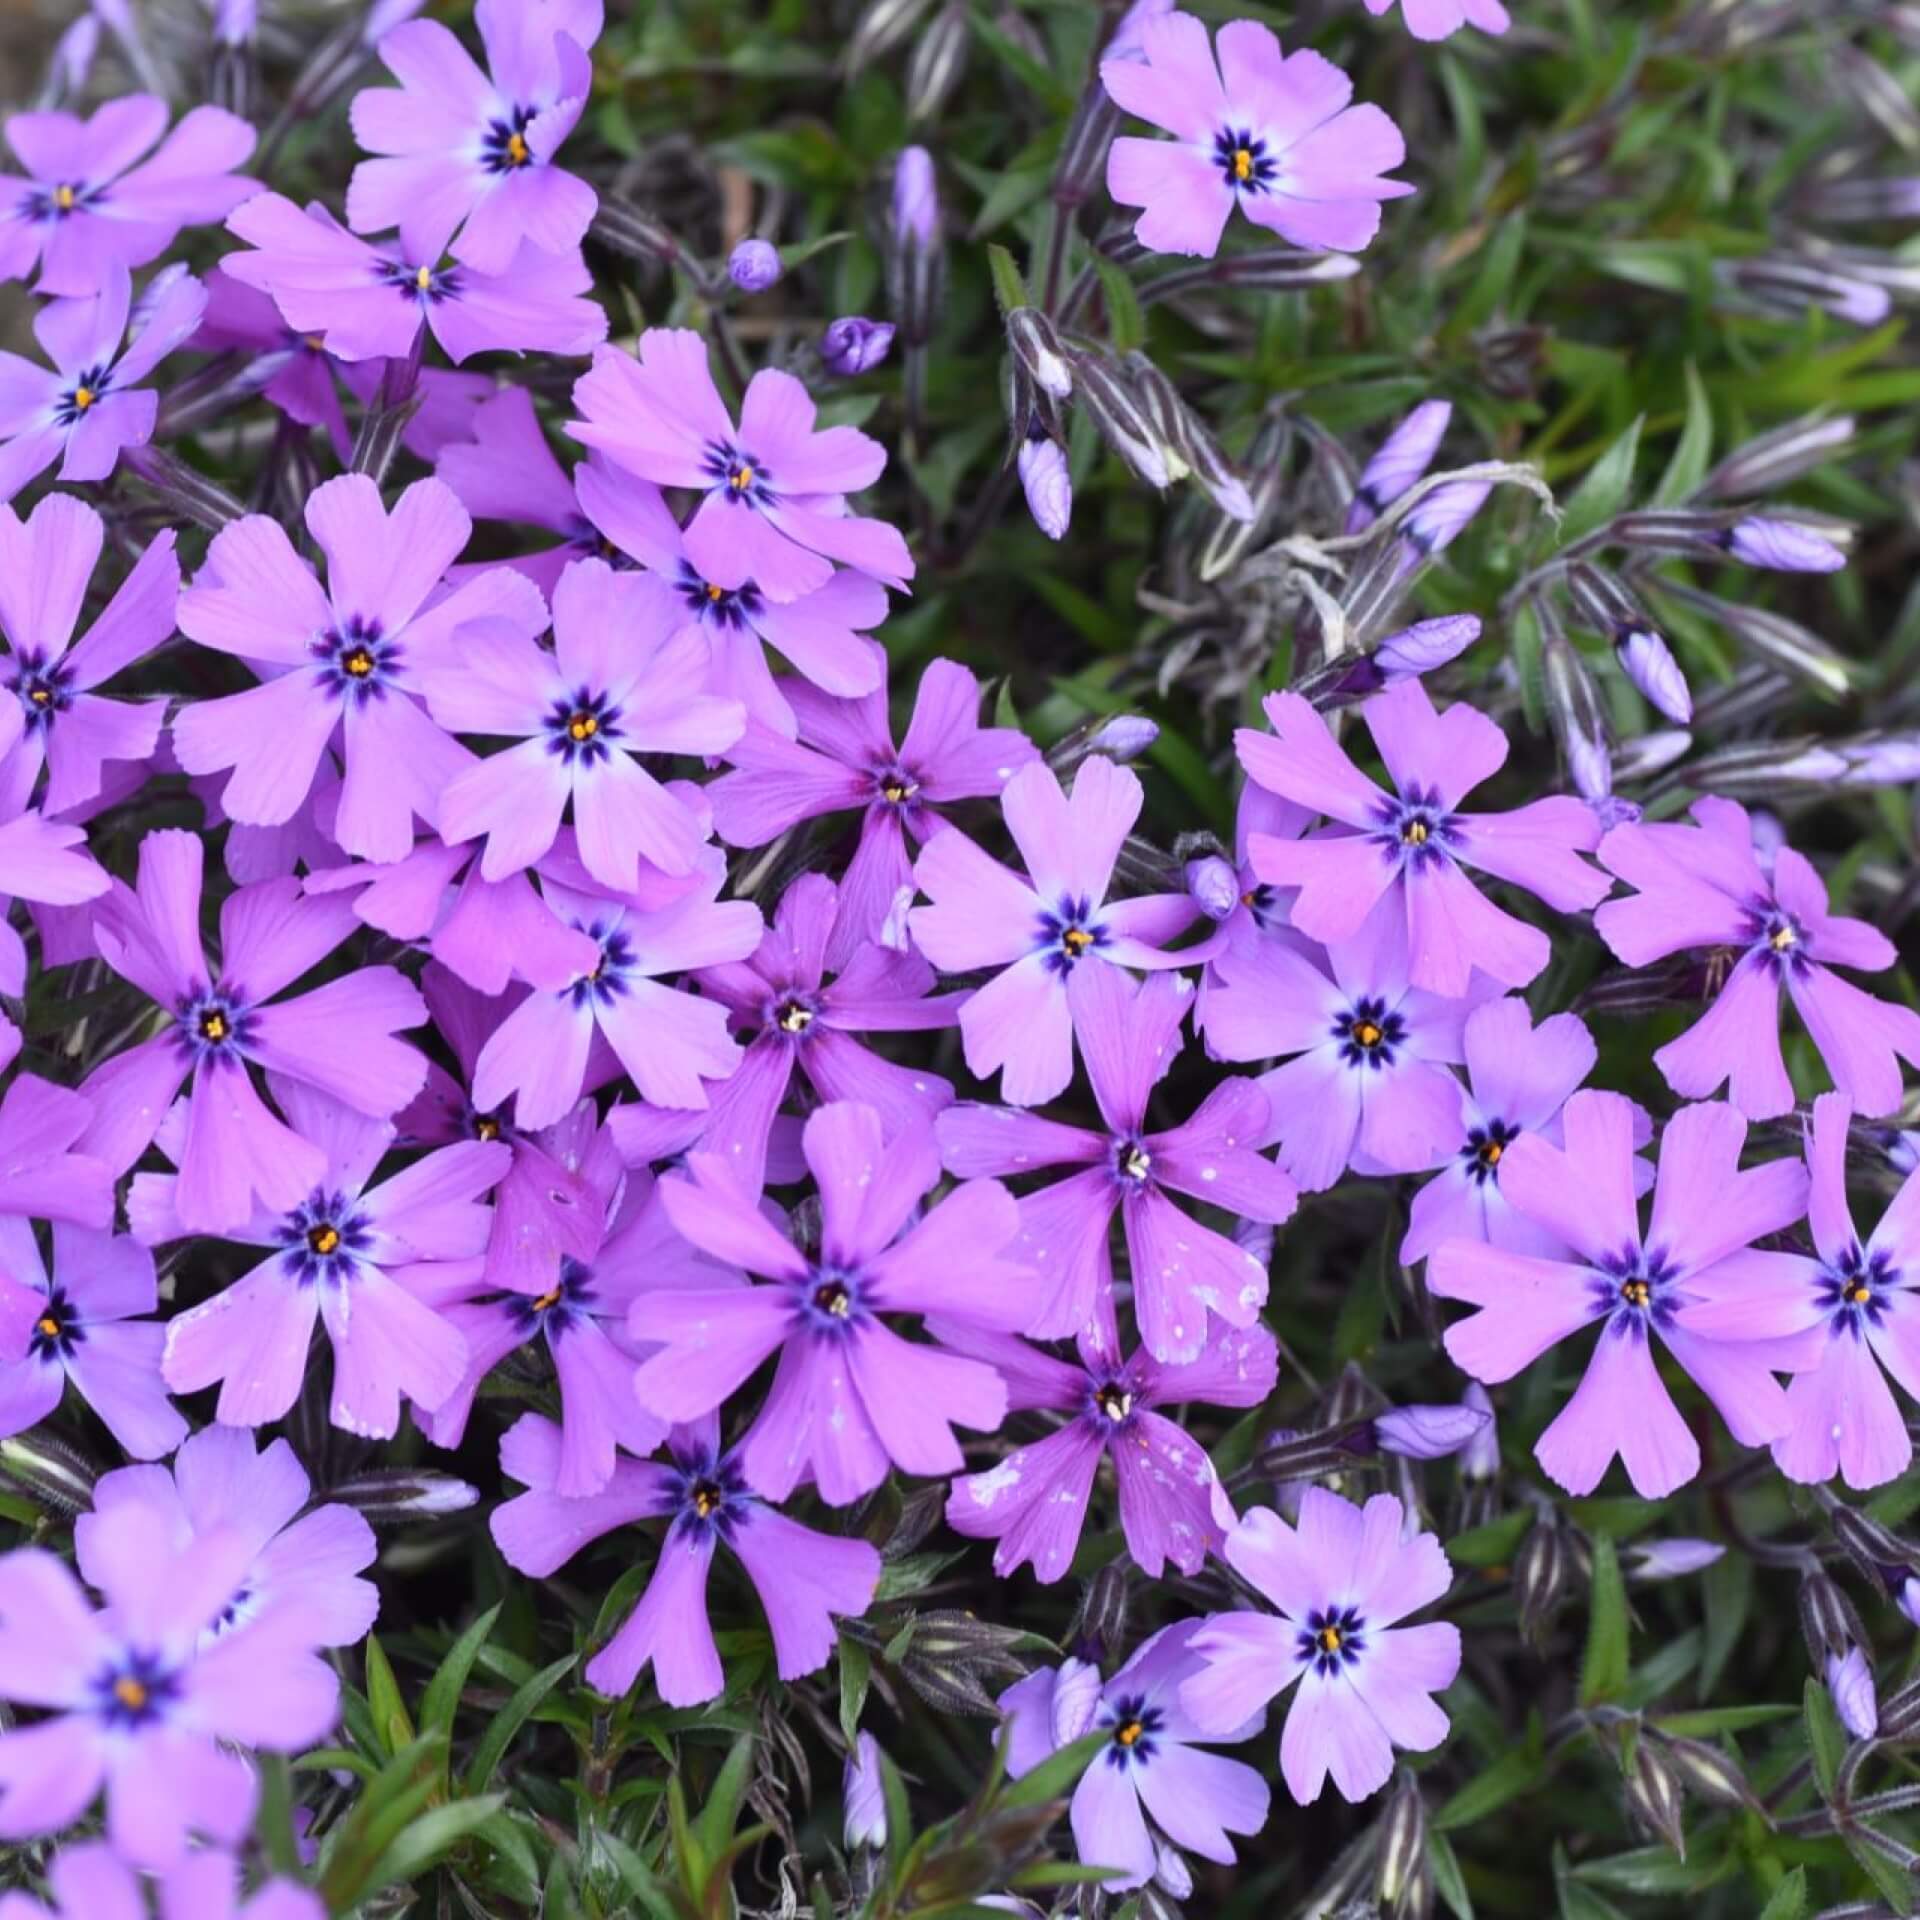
xmin=414 ymin=265 xmax=434 ymax=292
xmin=1061 ymin=927 xmax=1093 ymax=955
xmin=28 ymin=687 xmax=51 ymax=706
xmin=1231 ymin=148 xmax=1253 ymax=182
xmin=113 ymin=1677 xmax=148 ymax=1711
xmin=1318 ymin=1625 xmax=1343 ymax=1654
xmin=1622 ymin=1278 xmax=1651 ymax=1309
xmin=1115 ymin=1718 xmax=1143 ymax=1746
xmin=309 ymin=1225 xmax=340 ymax=1257
xmin=706 ymin=582 xmax=724 ymax=601
xmin=71 ymin=386 xmax=94 ymax=412
xmin=36 ymin=1315 xmax=59 ymax=1339
xmin=693 ymin=1483 xmax=720 ymax=1517
xmin=568 ymin=711 xmax=598 ymax=742
xmin=1354 ymin=1021 xmax=1382 ymax=1048
xmin=200 ymin=1011 xmax=227 ymax=1042
xmin=729 ymin=464 xmax=755 ymax=492
xmin=1403 ymin=819 xmax=1429 ymax=845
xmin=506 ymin=131 xmax=530 ymax=166
xmin=1847 ymin=1282 xmax=1873 ymax=1305
xmin=54 ymin=184 xmax=76 ymax=212
xmin=342 ymin=647 xmax=375 ymax=678
xmin=474 ymin=1115 xmax=501 ymax=1142
xmin=531 ymin=1285 xmax=563 ymax=1312
xmin=1482 ymin=1140 xmax=1504 ymax=1166
xmin=1770 ymin=924 xmax=1798 ymax=952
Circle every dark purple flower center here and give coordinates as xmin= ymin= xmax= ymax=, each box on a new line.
xmin=678 ymin=560 xmax=762 ymax=629
xmin=1090 ymin=1378 xmax=1135 ymax=1426
xmin=667 ymin=1448 xmax=750 ymax=1543
xmin=176 ymin=986 xmax=254 ymax=1064
xmin=10 ymin=651 xmax=74 ymax=731
xmin=378 ymin=258 xmax=461 ymax=305
xmin=511 ymin=1255 xmax=596 ymax=1339
xmin=1299 ymin=1605 xmax=1366 ymax=1676
xmin=481 ymin=105 xmax=537 ymax=174
xmin=27 ymin=1287 xmax=81 ymax=1361
xmin=566 ymin=921 xmax=634 ymax=1008
xmin=1461 ymin=1118 xmax=1519 ymax=1187
xmin=1213 ymin=127 xmax=1279 ymax=196
xmin=470 ymin=1106 xmax=507 ymax=1143
xmin=1374 ymin=787 xmax=1458 ymax=870
xmin=871 ymin=762 xmax=922 ymax=811
xmin=770 ymin=992 xmax=818 ymax=1039
xmin=799 ymin=1266 xmax=868 ymax=1336
xmin=277 ymin=1190 xmax=374 ymax=1285
xmin=1746 ymin=902 xmax=1812 ymax=976
xmin=1111 ymin=1136 xmax=1154 ymax=1188
xmin=1818 ymin=1245 xmax=1895 ymax=1335
xmin=567 ymin=518 xmax=637 ymax=568
xmin=53 ymin=364 xmax=112 ymax=428
xmin=1101 ymin=1694 xmax=1164 ymax=1769
xmin=1037 ymin=897 xmax=1109 ymax=975
xmin=314 ymin=614 xmax=400 ymax=702
xmin=26 ymin=180 xmax=99 ymax=223
xmin=1239 ymin=879 xmax=1282 ymax=929
xmin=1591 ymin=1245 xmax=1679 ymax=1336
xmin=702 ymin=441 xmax=774 ymax=506
xmin=545 ymin=687 xmax=622 ymax=766
xmin=93 ymin=1648 xmax=182 ymax=1729
xmin=1333 ymin=995 xmax=1405 ymax=1070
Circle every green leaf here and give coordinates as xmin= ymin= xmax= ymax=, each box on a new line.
xmin=968 ymin=11 xmax=1073 ymax=111
xmin=1757 ymin=1867 xmax=1808 ymax=1920
xmin=996 ymin=1730 xmax=1109 ymax=1812
xmin=463 ymin=1653 xmax=577 ymax=1797
xmin=1558 ymin=414 xmax=1644 ymax=547
xmin=839 ymin=1636 xmax=872 ymax=1749
xmin=776 ymin=229 xmax=850 ymax=271
xmin=1434 ymin=1746 xmax=1540 ymax=1832
xmin=1804 ymin=1674 xmax=1848 ymax=1799
xmin=1092 ymin=255 xmax=1145 ymax=357
xmin=360 ymin=1794 xmax=507 ymax=1896
xmin=1580 ymin=1535 xmax=1631 ymax=1706
xmin=987 ymin=243 xmax=1031 ymax=319
xmin=693 ymin=1734 xmax=758 ymax=1869
xmin=421 ymin=1604 xmax=501 ymax=1741
xmin=317 ymin=1732 xmax=448 ymax=1913
xmin=1849 ymin=1833 xmax=1916 ymax=1918
xmin=594 ymin=1830 xmax=685 ymax=1920
xmin=254 ymin=1753 xmax=300 ymax=1880
xmin=1653 ymin=1704 xmax=1798 ymax=1737
xmin=363 ymin=1636 xmax=414 ymax=1760
xmin=1652 ymin=362 xmax=1713 ymax=506
xmin=1429 ymin=1829 xmax=1474 ymax=1920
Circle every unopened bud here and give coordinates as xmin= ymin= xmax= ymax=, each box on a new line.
xmin=893 ymin=146 xmax=940 ymax=250
xmin=1152 ymin=1841 xmax=1193 ymax=1901
xmin=1800 ymin=1568 xmax=1866 ymax=1663
xmin=1516 ymin=1510 xmax=1568 ymax=1648
xmin=822 ymin=316 xmax=896 ymax=378
xmin=1459 ymin=1384 xmax=1499 ymax=1481
xmin=1401 ymin=477 xmax=1491 ymax=558
xmin=1615 ymin=627 xmax=1692 ymax=724
xmin=1623 ymin=1736 xmax=1689 ymax=1857
xmin=905 ymin=2 xmax=971 ymax=123
xmin=1071 ymin=1559 xmax=1132 ymax=1666
xmin=1007 ymin=309 xmax=1073 ymax=399
xmin=1050 ymin=1656 xmax=1105 ymax=1745
xmin=325 ymin=1467 xmax=482 ymax=1521
xmin=844 ymin=1732 xmax=888 ymax=1849
xmin=1349 ymin=401 xmax=1452 ymax=534
xmin=1372 ymin=613 xmax=1481 ymax=682
xmin=847 ymin=0 xmax=939 ymax=73
xmin=1828 ymin=1645 xmax=1880 ymax=1740
xmin=1073 ymin=354 xmax=1170 ymax=488
xmin=589 ymin=198 xmax=688 ymax=272
xmin=1541 ymin=632 xmax=1612 ymax=805
xmin=727 ymin=238 xmax=782 ymax=292
xmin=0 ymin=1431 xmax=100 ymax=1514
xmin=1657 ymin=1732 xmax=1759 ymax=1812
xmin=1017 ymin=431 xmax=1072 ymax=540
xmin=1122 ymin=350 xmax=1254 ymax=518
xmin=1828 ymin=1504 xmax=1916 ymax=1591
xmin=1624 ymin=1538 xmax=1725 ymax=1581
xmin=1800 ymin=177 xmax=1920 ymax=222
xmin=1186 ymin=855 xmax=1241 ymax=921
xmin=1613 ymin=729 xmax=1692 ymax=782
xmin=1702 ymin=415 xmax=1856 ymax=500
xmin=1087 ymin=717 xmax=1159 ymax=763
xmin=1375 ymin=1772 xmax=1427 ymax=1908
xmin=1655 ymin=582 xmax=1853 ymax=698
xmin=1723 ymin=516 xmax=1848 ymax=573
xmin=1723 ymin=254 xmax=1893 ymax=328
xmin=1374 ymin=1403 xmax=1492 ymax=1461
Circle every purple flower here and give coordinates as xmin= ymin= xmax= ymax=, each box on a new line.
xmin=0 ymin=1845 xmax=322 ymax=1920
xmin=631 ymin=1102 xmax=1032 ymax=1503
xmin=893 ymin=147 xmax=939 ymax=249
xmin=1018 ymin=430 xmax=1073 ymax=540
xmin=1373 ymin=1401 xmax=1491 ymax=1459
xmin=1192 ymin=783 xmax=1313 ymax=1052
xmin=0 ymin=1221 xmax=183 ymax=1460
xmin=568 ymin=326 xmax=914 ymax=601
xmin=999 ymin=1622 xmax=1270 ymax=1889
xmin=0 ymin=496 xmax=173 ymax=813
xmin=942 ymin=1316 xmax=1277 ymax=1580
xmin=0 ymin=266 xmax=205 ymax=503
xmin=1362 ymin=0 xmax=1510 ymax=40
xmin=346 ymin=1 xmax=601 ymax=273
xmin=728 ymin=238 xmax=783 ymax=291
xmin=1829 ymin=1645 xmax=1879 ymax=1739
xmin=1102 ymin=13 xmax=1411 ymax=259
xmin=77 ymin=1425 xmax=378 ymax=1650
xmin=1236 ymin=677 xmax=1611 ymax=997
xmin=844 ymin=1733 xmax=888 ymax=1848
xmin=1625 ymin=1538 xmax=1726 ymax=1581
xmin=0 ymin=97 xmax=255 ymax=295
xmin=1370 ymin=612 xmax=1481 ymax=682
xmin=0 ymin=1075 xmax=112 ymax=1236
xmin=1595 ymin=795 xmax=1920 ymax=1118
xmin=938 ymin=967 xmax=1292 ymax=1359
xmin=1346 ymin=400 xmax=1450 ymax=534
xmin=821 ymin=315 xmax=896 ymax=377
xmin=1401 ymin=477 xmax=1492 ymax=559
xmin=1614 ymin=625 xmax=1692 ymax=726
xmin=221 ymin=192 xmax=607 ymax=365
xmin=710 ymin=656 xmax=1038 ymax=966
xmin=175 ymin=475 xmax=548 ymax=864
xmin=491 ymin=1409 xmax=881 ymax=1704
xmin=422 ymin=557 xmax=743 ymax=889
xmin=0 ymin=1507 xmax=339 ymax=1864
xmin=1430 ymin=1094 xmax=1814 ymax=1497
xmin=1182 ymin=1487 xmax=1461 ymax=1805
xmin=132 ymin=1079 xmax=502 ymax=1438
xmin=908 ymin=756 xmax=1201 ymax=1107
xmin=78 ymin=828 xmax=429 ymax=1233
xmin=469 ymin=858 xmax=761 ymax=1129
xmin=1724 ymin=516 xmax=1846 ymax=572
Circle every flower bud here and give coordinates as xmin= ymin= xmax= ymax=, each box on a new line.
xmin=1607 ymin=626 xmax=1690 ymax=725
xmin=0 ymin=1431 xmax=99 ymax=1515
xmin=1655 ymin=582 xmax=1853 ymax=698
xmin=1375 ymin=1403 xmax=1492 ymax=1461
xmin=1613 ymin=729 xmax=1692 ymax=782
xmin=1802 ymin=176 xmax=1920 ymax=221
xmin=1457 ymin=1384 xmax=1499 ymax=1481
xmin=1723 ymin=254 xmax=1892 ymax=327
xmin=1829 ymin=1645 xmax=1880 ymax=1740
xmin=1348 ymin=401 xmax=1452 ymax=534
xmin=906 ymin=1 xmax=972 ymax=122
xmin=1050 ymin=1657 xmax=1105 ymax=1745
xmin=727 ymin=238 xmax=782 ymax=292
xmin=893 ymin=146 xmax=940 ymax=251
xmin=822 ymin=316 xmax=896 ymax=378
xmin=844 ymin=1732 xmax=888 ymax=1849
xmin=1186 ymin=855 xmax=1241 ymax=921
xmin=1702 ymin=414 xmax=1856 ymax=500
xmin=1007 ymin=309 xmax=1073 ymax=399
xmin=589 ymin=198 xmax=689 ymax=272
xmin=325 ymin=1467 xmax=482 ymax=1521
xmin=1017 ymin=431 xmax=1072 ymax=541
xmin=1658 ymin=1732 xmax=1759 ymax=1811
xmin=1072 ymin=1560 xmax=1133 ymax=1665
xmin=1827 ymin=1503 xmax=1915 ymax=1591
xmin=364 ymin=0 xmax=428 ymax=41
xmin=1625 ymin=1538 xmax=1725 ymax=1581
xmin=1087 ymin=716 xmax=1159 ymax=763
xmin=1152 ymin=1842 xmax=1193 ymax=1901
xmin=1516 ymin=1510 xmax=1568 ymax=1648
xmin=1401 ymin=477 xmax=1491 ymax=557
xmin=1375 ymin=1771 xmax=1427 ymax=1910
xmin=1541 ymin=632 xmax=1612 ymax=806
xmin=1071 ymin=354 xmax=1169 ymax=489
xmin=846 ymin=0 xmax=939 ymax=73
xmin=1372 ymin=613 xmax=1481 ymax=682
xmin=1121 ymin=350 xmax=1254 ymax=519
xmin=1723 ymin=516 xmax=1847 ymax=572
xmin=47 ymin=15 xmax=102 ymax=102
xmin=1622 ymin=1736 xmax=1689 ymax=1858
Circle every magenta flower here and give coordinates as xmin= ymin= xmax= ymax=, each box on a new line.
xmin=1595 ymin=795 xmax=1920 ymax=1119
xmin=649 ymin=871 xmax=963 ymax=1195
xmin=1102 ymin=13 xmax=1411 ymax=259
xmin=631 ymin=1102 xmax=1032 ymax=1503
xmin=709 ymin=656 xmax=1038 ymax=966
xmin=78 ymin=828 xmax=429 ymax=1233
xmin=942 ymin=1317 xmax=1277 ymax=1581
xmin=1182 ymin=1487 xmax=1461 ymax=1805
xmin=77 ymin=1425 xmax=377 ymax=1650
xmin=1362 ymin=0 xmax=1510 ymax=40
xmin=0 ymin=1074 xmax=112 ymax=1233
xmin=491 ymin=1409 xmax=881 ymax=1706
xmin=423 ymin=557 xmax=745 ymax=888
xmin=0 ymin=97 xmax=256 ymax=296
xmin=909 ymin=756 xmax=1201 ymax=1107
xmin=175 ymin=475 xmax=547 ymax=864
xmin=1236 ymin=678 xmax=1611 ymax=996
xmin=938 ymin=967 xmax=1291 ymax=1360
xmin=0 ymin=266 xmax=205 ymax=503
xmin=1430 ymin=1094 xmax=1815 ymax=1497
xmin=999 ymin=1623 xmax=1270 ymax=1890
xmin=221 ymin=193 xmax=607 ymax=365
xmin=469 ymin=860 xmax=760 ymax=1128
xmin=0 ymin=1847 xmax=323 ymax=1920
xmin=0 ymin=1220 xmax=184 ymax=1460
xmin=1191 ymin=783 xmax=1313 ymax=1055
xmin=0 ymin=1510 xmax=339 ymax=1865
xmin=347 ymin=0 xmax=600 ymax=272
xmin=0 ymin=496 xmax=171 ymax=813
xmin=134 ymin=1079 xmax=503 ymax=1438
xmin=568 ymin=326 xmax=914 ymax=601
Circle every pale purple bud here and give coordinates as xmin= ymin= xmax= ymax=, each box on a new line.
xmin=1803 ymin=177 xmax=1920 ymax=222
xmin=1881 ymin=1129 xmax=1920 ymax=1177
xmin=1235 ymin=1217 xmax=1274 ymax=1268
xmin=51 ymin=14 xmax=102 ymax=93
xmin=843 ymin=1732 xmax=888 ymax=1849
xmin=822 ymin=316 xmax=896 ymax=377
xmin=130 ymin=263 xmax=195 ymax=341
xmin=1459 ymin=1384 xmax=1498 ymax=1481
xmin=1748 ymin=806 xmax=1787 ymax=872
xmin=213 ymin=0 xmax=257 ymax=46
xmin=1590 ymin=796 xmax=1642 ymax=830
xmin=1724 ymin=516 xmax=1847 ymax=572
xmin=1626 ymin=1539 xmax=1727 ymax=1582
xmin=1088 ymin=716 xmax=1158 ymax=762
xmin=1186 ymin=855 xmax=1240 ymax=921
xmin=1262 ymin=1429 xmax=1305 ymax=1524
xmin=1615 ymin=627 xmax=1692 ymax=724
xmin=1017 ymin=434 xmax=1072 ymax=540
xmin=1107 ymin=0 xmax=1174 ymax=59
xmin=1542 ymin=633 xmax=1612 ymax=806
xmin=1402 ymin=477 xmax=1491 ymax=557
xmin=1153 ymin=1844 xmax=1193 ymax=1901
xmin=1828 ymin=1645 xmax=1879 ymax=1740
xmin=1703 ymin=415 xmax=1856 ymax=500
xmin=879 ymin=884 xmax=916 ymax=951
xmin=364 ymin=0 xmax=428 ymax=43
xmin=1349 ymin=401 xmax=1452 ymax=533
xmin=1008 ymin=309 xmax=1073 ymax=399
xmin=1375 ymin=1403 xmax=1492 ymax=1461
xmin=893 ymin=146 xmax=940 ymax=249
xmin=1050 ymin=1657 xmax=1104 ymax=1745
xmin=1613 ymin=729 xmax=1692 ymax=781
xmin=1373 ymin=613 xmax=1480 ymax=681
xmin=728 ymin=239 xmax=782 ymax=292
xmin=1899 ymin=1573 xmax=1920 ymax=1629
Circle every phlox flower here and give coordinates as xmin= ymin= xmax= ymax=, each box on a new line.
xmin=709 ymin=655 xmax=1038 ymax=966
xmin=0 ymin=96 xmax=256 ymax=295
xmin=0 ymin=266 xmax=206 ymax=503
xmin=0 ymin=1504 xmax=339 ymax=1865
xmin=909 ymin=755 xmax=1201 ymax=1107
xmin=568 ymin=326 xmax=914 ymax=601
xmin=221 ymin=192 xmax=607 ymax=366
xmin=0 ymin=791 xmax=111 ymax=1051
xmin=175 ymin=474 xmax=548 ymax=863
xmin=77 ymin=1425 xmax=378 ymax=1650
xmin=491 ymin=1409 xmax=880 ymax=1706
xmin=938 ymin=967 xmax=1291 ymax=1360
xmin=1594 ymin=795 xmax=1920 ymax=1118
xmin=78 ymin=829 xmax=430 ymax=1232
xmin=0 ymin=1074 xmax=112 ymax=1233
xmin=0 ymin=1844 xmax=320 ymax=1920
xmin=1236 ymin=676 xmax=1610 ymax=996
xmin=422 ymin=556 xmax=744 ymax=889
xmin=1191 ymin=783 xmax=1313 ymax=1050
xmin=1430 ymin=1094 xmax=1815 ymax=1497
xmin=630 ymin=1101 xmax=1032 ymax=1503
xmin=1362 ymin=0 xmax=1510 ymax=41
xmin=0 ymin=1221 xmax=184 ymax=1460
xmin=1345 ymin=399 xmax=1451 ymax=534
xmin=998 ymin=1622 xmax=1270 ymax=1891
xmin=1102 ymin=13 xmax=1411 ymax=259
xmin=347 ymin=0 xmax=602 ymax=273
xmin=1182 ymin=1487 xmax=1461 ymax=1805
xmin=941 ymin=1315 xmax=1277 ymax=1581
